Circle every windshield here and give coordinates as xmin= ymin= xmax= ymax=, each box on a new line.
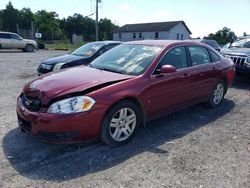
xmin=231 ymin=38 xmax=250 ymax=48
xmin=71 ymin=42 xmax=105 ymax=57
xmin=90 ymin=44 xmax=163 ymax=75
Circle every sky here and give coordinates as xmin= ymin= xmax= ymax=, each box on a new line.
xmin=0 ymin=0 xmax=250 ymax=38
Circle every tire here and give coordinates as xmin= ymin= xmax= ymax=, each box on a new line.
xmin=100 ymin=100 xmax=141 ymax=147
xmin=24 ymin=44 xmax=35 ymax=52
xmin=207 ymin=81 xmax=226 ymax=108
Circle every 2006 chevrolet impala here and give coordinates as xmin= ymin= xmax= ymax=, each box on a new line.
xmin=16 ymin=40 xmax=235 ymax=146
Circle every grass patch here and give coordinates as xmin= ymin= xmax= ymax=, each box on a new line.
xmin=45 ymin=41 xmax=86 ymax=51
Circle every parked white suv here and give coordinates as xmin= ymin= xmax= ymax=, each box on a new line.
xmin=0 ymin=32 xmax=38 ymax=52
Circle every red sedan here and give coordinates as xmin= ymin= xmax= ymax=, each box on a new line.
xmin=16 ymin=40 xmax=235 ymax=146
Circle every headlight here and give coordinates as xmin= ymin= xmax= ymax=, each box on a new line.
xmin=47 ymin=96 xmax=95 ymax=114
xmin=41 ymin=63 xmax=53 ymax=70
xmin=53 ymin=62 xmax=66 ymax=71
xmin=247 ymin=57 xmax=250 ymax=63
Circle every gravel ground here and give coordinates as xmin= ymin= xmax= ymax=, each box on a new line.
xmin=0 ymin=49 xmax=249 ymax=188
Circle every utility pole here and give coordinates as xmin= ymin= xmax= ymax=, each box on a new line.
xmin=95 ymin=0 xmax=101 ymax=41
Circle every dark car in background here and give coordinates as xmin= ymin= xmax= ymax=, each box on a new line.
xmin=193 ymin=39 xmax=221 ymax=52
xmin=37 ymin=41 xmax=121 ymax=75
xmin=17 ymin=40 xmax=235 ymax=146
xmin=201 ymin=39 xmax=221 ymax=52
xmin=221 ymin=36 xmax=250 ymax=75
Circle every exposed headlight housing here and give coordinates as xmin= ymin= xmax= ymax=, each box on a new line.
xmin=247 ymin=57 xmax=250 ymax=63
xmin=47 ymin=96 xmax=95 ymax=114
xmin=53 ymin=62 xmax=66 ymax=71
xmin=41 ymin=63 xmax=53 ymax=70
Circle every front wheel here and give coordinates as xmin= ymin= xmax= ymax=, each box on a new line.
xmin=24 ymin=44 xmax=35 ymax=52
xmin=207 ymin=81 xmax=226 ymax=108
xmin=100 ymin=100 xmax=141 ymax=147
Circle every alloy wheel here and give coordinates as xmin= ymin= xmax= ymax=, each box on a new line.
xmin=109 ymin=107 xmax=136 ymax=142
xmin=213 ymin=83 xmax=224 ymax=105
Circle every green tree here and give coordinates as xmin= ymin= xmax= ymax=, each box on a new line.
xmin=99 ymin=18 xmax=119 ymax=40
xmin=2 ymin=1 xmax=19 ymax=32
xmin=34 ymin=10 xmax=63 ymax=40
xmin=208 ymin=27 xmax=237 ymax=45
xmin=61 ymin=13 xmax=95 ymax=41
xmin=18 ymin=8 xmax=34 ymax=29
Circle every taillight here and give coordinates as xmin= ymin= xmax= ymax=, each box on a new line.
xmin=226 ymin=67 xmax=235 ymax=86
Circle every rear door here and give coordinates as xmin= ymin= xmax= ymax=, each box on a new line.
xmin=0 ymin=33 xmax=11 ymax=48
xmin=187 ymin=45 xmax=219 ymax=100
xmin=147 ymin=46 xmax=193 ymax=118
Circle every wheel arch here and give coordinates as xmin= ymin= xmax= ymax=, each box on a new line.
xmin=221 ymin=75 xmax=229 ymax=94
xmin=103 ymin=96 xmax=147 ymax=128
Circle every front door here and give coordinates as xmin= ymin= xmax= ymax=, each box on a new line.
xmin=10 ymin=34 xmax=25 ymax=48
xmin=145 ymin=46 xmax=193 ymax=118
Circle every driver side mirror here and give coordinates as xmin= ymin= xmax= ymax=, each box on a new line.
xmin=159 ymin=65 xmax=177 ymax=74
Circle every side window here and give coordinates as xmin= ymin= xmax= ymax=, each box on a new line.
xmin=133 ymin=33 xmax=136 ymax=39
xmin=139 ymin=33 xmax=142 ymax=39
xmin=98 ymin=44 xmax=119 ymax=56
xmin=156 ymin=46 xmax=187 ymax=72
xmin=102 ymin=44 xmax=118 ymax=53
xmin=0 ymin=33 xmax=11 ymax=39
xmin=243 ymin=41 xmax=250 ymax=48
xmin=155 ymin=32 xmax=159 ymax=39
xmin=10 ymin=34 xmax=21 ymax=40
xmin=181 ymin=34 xmax=184 ymax=40
xmin=176 ymin=33 xmax=179 ymax=40
xmin=188 ymin=46 xmax=210 ymax=66
xmin=209 ymin=50 xmax=220 ymax=62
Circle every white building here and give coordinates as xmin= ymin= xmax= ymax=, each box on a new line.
xmin=113 ymin=21 xmax=192 ymax=41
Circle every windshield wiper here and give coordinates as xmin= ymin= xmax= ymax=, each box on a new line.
xmin=230 ymin=45 xmax=242 ymax=48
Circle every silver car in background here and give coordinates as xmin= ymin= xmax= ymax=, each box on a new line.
xmin=221 ymin=36 xmax=250 ymax=75
xmin=0 ymin=31 xmax=37 ymax=52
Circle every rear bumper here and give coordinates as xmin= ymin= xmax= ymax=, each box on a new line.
xmin=16 ymin=96 xmax=107 ymax=143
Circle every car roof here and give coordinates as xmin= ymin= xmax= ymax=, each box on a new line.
xmin=0 ymin=31 xmax=18 ymax=35
xmin=125 ymin=39 xmax=210 ymax=48
xmin=91 ymin=40 xmax=122 ymax=45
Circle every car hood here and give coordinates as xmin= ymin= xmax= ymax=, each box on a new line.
xmin=221 ymin=47 xmax=250 ymax=56
xmin=23 ymin=66 xmax=134 ymax=105
xmin=23 ymin=39 xmax=37 ymax=45
xmin=42 ymin=54 xmax=89 ymax=65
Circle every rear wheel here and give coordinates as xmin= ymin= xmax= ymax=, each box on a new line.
xmin=24 ymin=44 xmax=35 ymax=52
xmin=207 ymin=81 xmax=226 ymax=108
xmin=100 ymin=100 xmax=141 ymax=147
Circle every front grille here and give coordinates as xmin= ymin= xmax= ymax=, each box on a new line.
xmin=21 ymin=93 xmax=41 ymax=112
xmin=38 ymin=67 xmax=52 ymax=74
xmin=225 ymin=54 xmax=247 ymax=66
